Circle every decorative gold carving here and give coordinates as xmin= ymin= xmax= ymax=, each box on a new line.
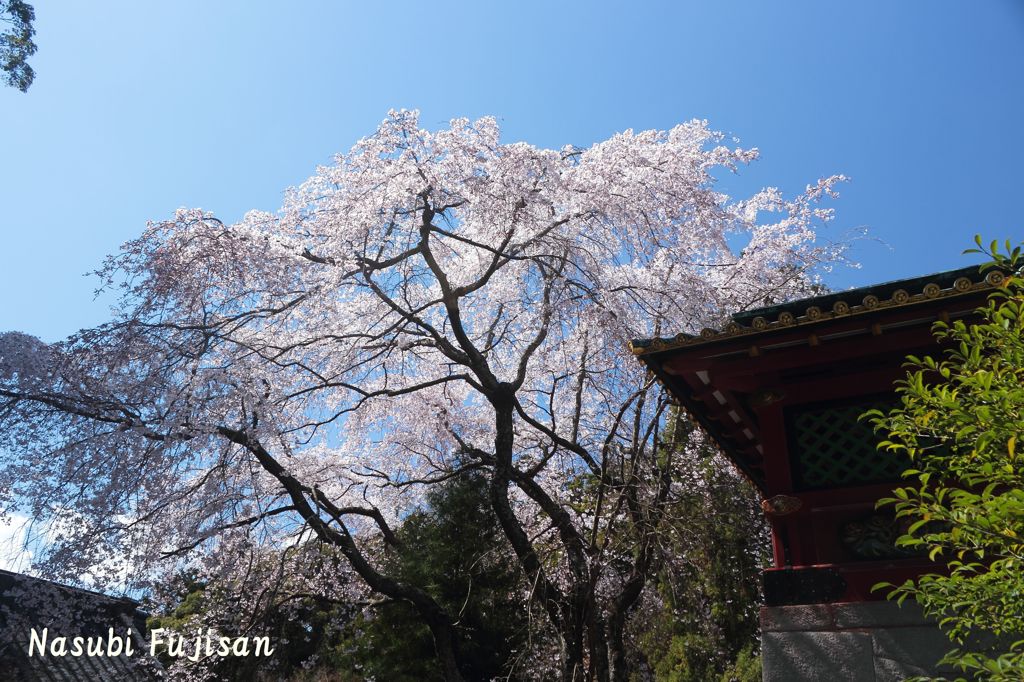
xmin=752 ymin=389 xmax=785 ymax=406
xmin=628 ymin=270 xmax=996 ymax=357
xmin=986 ymin=270 xmax=1006 ymax=286
xmin=761 ymin=495 xmax=802 ymax=516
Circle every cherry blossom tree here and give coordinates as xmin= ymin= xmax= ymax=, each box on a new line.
xmin=0 ymin=111 xmax=846 ymax=681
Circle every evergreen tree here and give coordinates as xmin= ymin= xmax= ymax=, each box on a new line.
xmin=630 ymin=417 xmax=769 ymax=682
xmin=341 ymin=470 xmax=533 ymax=681
xmin=1 ymin=1 xmax=35 ymax=91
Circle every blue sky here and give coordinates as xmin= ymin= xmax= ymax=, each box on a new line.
xmin=2 ymin=1 xmax=1023 ymax=342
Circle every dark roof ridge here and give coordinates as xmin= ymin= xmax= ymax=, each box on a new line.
xmin=0 ymin=567 xmax=143 ymax=608
xmin=732 ymin=263 xmax=984 ymax=324
xmin=630 ymin=262 xmax=1001 ymax=356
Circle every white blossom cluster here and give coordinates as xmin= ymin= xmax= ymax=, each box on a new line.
xmin=0 ymin=111 xmax=847 ymax=678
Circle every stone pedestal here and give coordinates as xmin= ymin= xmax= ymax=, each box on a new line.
xmin=761 ymin=601 xmax=950 ymax=681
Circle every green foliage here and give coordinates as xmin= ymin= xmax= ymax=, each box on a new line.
xmin=1 ymin=1 xmax=35 ymax=91
xmin=338 ymin=470 xmax=531 ymax=681
xmin=148 ymin=569 xmax=359 ymax=681
xmin=868 ymin=237 xmax=1024 ymax=680
xmin=149 ymin=472 xmax=533 ymax=681
xmin=650 ymin=633 xmax=716 ymax=682
xmin=146 ymin=573 xmax=208 ymax=635
xmin=150 ymin=441 xmax=767 ymax=681
xmin=631 ymin=419 xmax=770 ymax=681
xmin=644 ymin=634 xmax=761 ymax=682
xmin=719 ymin=643 xmax=763 ymax=682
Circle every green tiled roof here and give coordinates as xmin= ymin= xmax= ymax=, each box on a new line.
xmin=731 ymin=264 xmax=982 ymax=325
xmin=631 ymin=263 xmax=997 ymax=356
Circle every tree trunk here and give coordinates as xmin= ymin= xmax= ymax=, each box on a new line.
xmin=606 ymin=574 xmax=646 ymax=682
xmin=423 ymin=610 xmax=466 ymax=682
xmin=589 ymin=610 xmax=610 ymax=682
xmin=227 ymin=428 xmax=467 ymax=681
xmin=559 ymin=633 xmax=587 ymax=682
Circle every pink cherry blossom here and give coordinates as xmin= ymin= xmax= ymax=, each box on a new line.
xmin=0 ymin=110 xmax=847 ymax=681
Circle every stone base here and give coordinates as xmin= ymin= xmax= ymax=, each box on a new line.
xmin=761 ymin=601 xmax=950 ymax=681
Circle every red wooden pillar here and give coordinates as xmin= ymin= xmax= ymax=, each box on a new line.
xmin=632 ymin=265 xmax=1003 ymax=606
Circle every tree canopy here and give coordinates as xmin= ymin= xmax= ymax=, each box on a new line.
xmin=870 ymin=239 xmax=1024 ymax=681
xmin=0 ymin=111 xmax=846 ymax=680
xmin=1 ymin=1 xmax=35 ymax=92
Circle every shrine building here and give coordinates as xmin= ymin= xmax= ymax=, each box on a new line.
xmin=630 ymin=264 xmax=1005 ymax=680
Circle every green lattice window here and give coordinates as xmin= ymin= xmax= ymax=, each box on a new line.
xmin=787 ymin=399 xmax=909 ymax=490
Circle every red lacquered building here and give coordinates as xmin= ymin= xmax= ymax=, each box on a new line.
xmin=630 ymin=265 xmax=1005 ymax=680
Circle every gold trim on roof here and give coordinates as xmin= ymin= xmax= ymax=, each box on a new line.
xmin=629 ymin=273 xmax=1001 ymax=357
